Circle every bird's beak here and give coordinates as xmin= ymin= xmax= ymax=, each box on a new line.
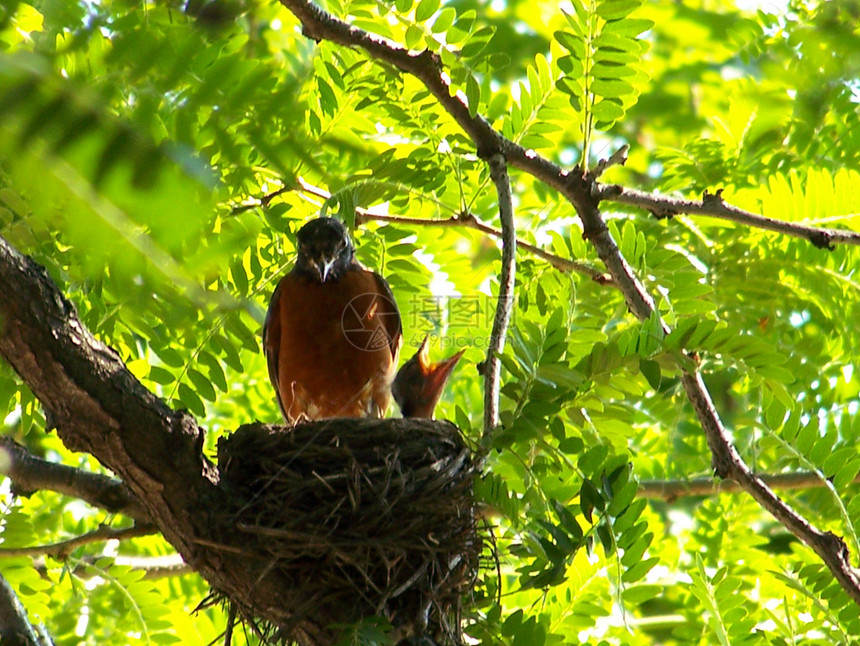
xmin=420 ymin=347 xmax=465 ymax=398
xmin=322 ymin=258 xmax=337 ymax=282
xmin=392 ymin=336 xmax=464 ymax=418
xmin=308 ymin=256 xmax=338 ymax=282
xmin=416 ymin=335 xmax=430 ymax=366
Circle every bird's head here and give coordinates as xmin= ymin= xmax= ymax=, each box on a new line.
xmin=392 ymin=336 xmax=465 ymax=419
xmin=293 ymin=217 xmax=355 ymax=283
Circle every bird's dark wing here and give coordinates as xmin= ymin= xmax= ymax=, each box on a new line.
xmin=263 ymin=278 xmax=288 ymax=421
xmin=371 ymin=271 xmax=403 ymax=362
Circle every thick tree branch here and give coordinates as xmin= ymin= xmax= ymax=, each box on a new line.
xmin=639 ymin=470 xmax=860 ymax=501
xmin=276 ymin=0 xmax=860 ymax=606
xmin=0 ymin=524 xmax=156 ymax=559
xmin=481 ymin=154 xmax=516 ymax=446
xmin=0 ymin=234 xmax=328 ymax=634
xmin=0 ymin=437 xmax=147 ymax=523
xmin=0 ymin=573 xmax=51 ymax=646
xmin=681 ymin=372 xmax=860 ymax=599
xmin=594 ymin=184 xmax=857 ymax=250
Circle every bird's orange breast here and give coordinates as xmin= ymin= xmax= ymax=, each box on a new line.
xmin=266 ymin=268 xmax=400 ymax=422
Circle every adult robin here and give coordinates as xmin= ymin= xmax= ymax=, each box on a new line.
xmin=263 ymin=217 xmax=402 ymax=423
xmin=392 ymin=335 xmax=464 ymax=419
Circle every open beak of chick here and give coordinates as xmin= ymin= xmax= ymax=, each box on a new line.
xmin=392 ymin=336 xmax=465 ymax=419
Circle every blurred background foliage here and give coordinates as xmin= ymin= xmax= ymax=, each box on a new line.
xmin=1 ymin=0 xmax=860 ymax=643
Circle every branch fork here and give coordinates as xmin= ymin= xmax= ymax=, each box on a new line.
xmin=274 ymin=0 xmax=860 ymax=607
xmin=1 ymin=0 xmax=858 ymax=632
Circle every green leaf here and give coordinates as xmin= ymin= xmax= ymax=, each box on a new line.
xmin=593 ymin=32 xmax=637 ymax=52
xmin=602 ymin=17 xmax=654 ymax=36
xmin=154 ymin=346 xmax=185 ymax=368
xmin=187 ymin=367 xmax=216 ymax=401
xmin=622 ymin=556 xmax=659 ymax=583
xmin=639 ymin=360 xmax=660 ymax=389
xmin=579 ymin=479 xmax=605 ymax=524
xmin=415 ymin=0 xmax=440 ymax=22
xmin=431 ymin=7 xmax=455 ymax=33
xmin=591 ymin=61 xmax=637 ymax=79
xmin=597 ymin=0 xmax=643 ymax=20
xmin=623 ymin=584 xmax=662 ymax=604
xmin=554 ymin=30 xmax=585 ymax=58
xmin=147 ymin=366 xmax=175 ymax=385
xmin=405 ymin=24 xmax=424 ymax=48
xmin=578 ymin=444 xmax=609 ymax=476
xmin=177 ymin=382 xmax=205 ymax=416
xmin=552 ymin=499 xmax=584 ymax=541
xmin=590 ymin=98 xmax=625 ymax=121
xmin=590 ymin=78 xmax=634 ymax=98
xmin=465 ymin=73 xmax=481 ymax=118
xmin=593 ymin=48 xmax=639 ymax=64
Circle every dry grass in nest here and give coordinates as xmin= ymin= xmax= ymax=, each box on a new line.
xmin=212 ymin=418 xmax=480 ymax=645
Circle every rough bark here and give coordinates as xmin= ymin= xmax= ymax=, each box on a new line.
xmin=0 ymin=436 xmax=147 ymax=522
xmin=0 ymin=234 xmax=422 ymax=637
xmin=0 ymin=573 xmax=50 ymax=646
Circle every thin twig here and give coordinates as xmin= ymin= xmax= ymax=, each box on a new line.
xmin=278 ymin=0 xmax=860 ymax=607
xmin=273 ymin=177 xmax=613 ymax=283
xmin=33 ymin=553 xmax=192 ymax=580
xmin=594 ymin=184 xmax=858 ymax=250
xmin=225 ymin=603 xmax=236 ymax=646
xmin=480 ymin=154 xmax=516 ymax=448
xmin=0 ymin=524 xmax=157 ymax=559
xmin=361 ymin=207 xmax=610 ymax=282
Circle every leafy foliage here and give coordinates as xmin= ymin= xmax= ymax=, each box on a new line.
xmin=553 ymin=0 xmax=653 ymax=163
xmin=1 ymin=0 xmax=860 ymax=644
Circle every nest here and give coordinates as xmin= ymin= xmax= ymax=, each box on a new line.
xmin=213 ymin=418 xmax=480 ymax=645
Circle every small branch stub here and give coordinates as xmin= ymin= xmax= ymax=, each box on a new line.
xmin=589 ymin=145 xmax=629 ymax=181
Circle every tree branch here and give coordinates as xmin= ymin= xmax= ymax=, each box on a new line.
xmin=0 ymin=573 xmax=51 ymax=646
xmin=594 ymin=184 xmax=857 ymax=250
xmin=480 ymin=154 xmax=516 ymax=447
xmin=0 ymin=524 xmax=157 ymax=559
xmin=0 ymin=234 xmax=325 ymax=631
xmin=281 ymin=177 xmax=613 ymax=283
xmin=639 ymin=470 xmax=860 ymax=501
xmin=0 ymin=437 xmax=148 ymax=523
xmin=33 ymin=553 xmax=192 ymax=581
xmin=590 ymin=145 xmax=629 ymax=180
xmin=278 ymin=0 xmax=571 ymax=195
xmin=681 ymin=371 xmax=860 ymax=600
xmin=276 ymin=0 xmax=860 ymax=606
